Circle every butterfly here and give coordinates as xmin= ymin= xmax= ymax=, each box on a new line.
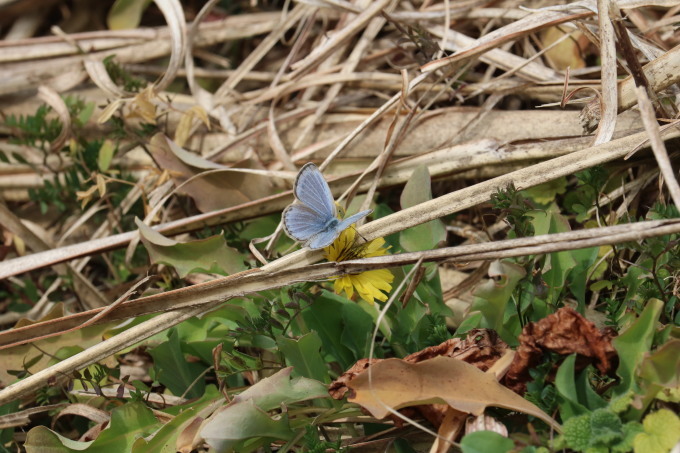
xmin=283 ymin=163 xmax=372 ymax=250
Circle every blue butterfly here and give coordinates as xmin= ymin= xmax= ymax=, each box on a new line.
xmin=283 ymin=163 xmax=372 ymax=249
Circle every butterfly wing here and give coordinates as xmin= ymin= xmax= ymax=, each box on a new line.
xmin=307 ymin=226 xmax=343 ymax=250
xmin=282 ymin=203 xmax=329 ymax=242
xmin=335 ymin=209 xmax=373 ymax=233
xmin=293 ymin=163 xmax=336 ymax=220
xmin=306 ymin=209 xmax=373 ymax=250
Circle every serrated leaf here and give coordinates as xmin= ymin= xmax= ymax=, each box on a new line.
xmin=136 ymin=218 xmax=246 ymax=277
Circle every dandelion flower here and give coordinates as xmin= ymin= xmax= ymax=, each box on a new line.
xmin=325 ymin=226 xmax=394 ymax=304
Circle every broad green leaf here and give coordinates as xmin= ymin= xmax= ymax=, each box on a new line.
xmin=340 ymin=302 xmax=374 ymax=360
xmin=522 ymin=177 xmax=567 ymax=205
xmin=107 ymin=0 xmax=152 ymax=30
xmin=136 ymin=218 xmax=246 ymax=277
xmin=25 ymin=426 xmax=92 ymax=452
xmin=277 ymin=332 xmax=330 ymax=383
xmin=132 ymin=386 xmax=221 ymax=453
xmin=229 ymin=367 xmax=328 ymax=412
xmin=568 ymin=246 xmax=599 ymax=308
xmin=0 ymin=400 xmax=20 ymax=446
xmin=633 ymin=409 xmax=680 ymax=453
xmin=201 ymin=400 xmax=295 ymax=453
xmin=555 ymin=354 xmax=589 ymax=420
xmin=399 ymin=165 xmax=446 ymax=252
xmin=639 ymin=339 xmax=680 ymax=389
xmin=301 ymin=291 xmax=356 ymax=369
xmin=455 ymin=312 xmax=483 ymax=335
xmin=199 ymin=368 xmax=327 ymax=452
xmin=461 ymin=431 xmax=515 ymax=453
xmin=613 ymin=298 xmax=664 ymax=396
xmin=530 ymin=208 xmax=577 ymax=304
xmin=576 ymin=366 xmax=607 ymax=411
xmin=149 ymin=329 xmax=205 ymax=399
xmin=25 ymin=402 xmax=159 ymax=452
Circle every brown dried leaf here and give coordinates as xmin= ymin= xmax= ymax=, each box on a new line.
xmin=541 ymin=27 xmax=587 ymax=70
xmin=148 ymin=134 xmax=275 ymax=212
xmin=330 ymin=329 xmax=508 ymax=401
xmin=330 ymin=330 xmax=510 ymax=428
xmin=174 ymin=105 xmax=210 ymax=147
xmin=404 ymin=329 xmax=508 ymax=370
xmin=346 ymin=356 xmax=560 ymax=431
xmin=126 ymin=85 xmax=157 ymax=124
xmin=504 ymin=307 xmax=617 ymax=393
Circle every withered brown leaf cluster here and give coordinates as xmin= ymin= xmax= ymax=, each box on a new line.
xmin=504 ymin=307 xmax=617 ymax=393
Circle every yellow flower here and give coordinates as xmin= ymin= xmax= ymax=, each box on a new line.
xmin=324 ymin=226 xmax=394 ymax=304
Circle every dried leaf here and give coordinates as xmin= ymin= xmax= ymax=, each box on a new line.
xmin=148 ymin=134 xmax=275 ymax=212
xmin=97 ymin=99 xmax=126 ymax=124
xmin=174 ymin=105 xmax=210 ymax=147
xmin=96 ymin=174 xmax=107 ymax=198
xmin=126 ymin=86 xmax=157 ymax=124
xmin=347 ymin=356 xmax=560 ymax=431
xmin=541 ymin=27 xmax=586 ymax=70
xmin=504 ymin=307 xmax=617 ymax=393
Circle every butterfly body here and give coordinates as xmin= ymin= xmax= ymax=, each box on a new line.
xmin=283 ymin=163 xmax=372 ymax=250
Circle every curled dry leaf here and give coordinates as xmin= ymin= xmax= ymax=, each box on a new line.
xmin=148 ymin=134 xmax=275 ymax=212
xmin=345 ymin=356 xmax=560 ymax=432
xmin=330 ymin=329 xmax=512 ymax=428
xmin=504 ymin=307 xmax=617 ymax=394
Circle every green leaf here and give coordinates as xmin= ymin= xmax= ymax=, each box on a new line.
xmin=522 ymin=177 xmax=567 ymax=205
xmin=530 ymin=207 xmax=577 ymax=304
xmin=25 ymin=402 xmax=159 ymax=452
xmin=460 ymin=431 xmax=515 ymax=453
xmin=455 ymin=312 xmax=483 ymax=335
xmin=230 ymin=367 xmax=328 ymax=412
xmin=555 ymin=354 xmax=589 ymax=420
xmin=340 ymin=302 xmax=374 ymax=360
xmin=399 ymin=165 xmax=446 ymax=252
xmin=199 ymin=368 xmax=328 ymax=452
xmin=471 ymin=261 xmax=526 ymax=342
xmin=612 ymin=298 xmax=664 ymax=396
xmin=639 ymin=339 xmax=680 ymax=389
xmin=201 ymin=400 xmax=295 ymax=453
xmin=149 ymin=329 xmax=205 ymax=398
xmin=136 ymin=218 xmax=246 ymax=277
xmin=107 ymin=0 xmax=153 ymax=30
xmin=301 ymin=291 xmax=356 ymax=369
xmin=276 ymin=332 xmax=330 ymax=383
xmin=132 ymin=386 xmax=221 ymax=453
xmin=633 ymin=409 xmax=680 ymax=453
xmin=568 ymin=246 xmax=599 ymax=307
xmin=97 ymin=139 xmax=116 ymax=172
